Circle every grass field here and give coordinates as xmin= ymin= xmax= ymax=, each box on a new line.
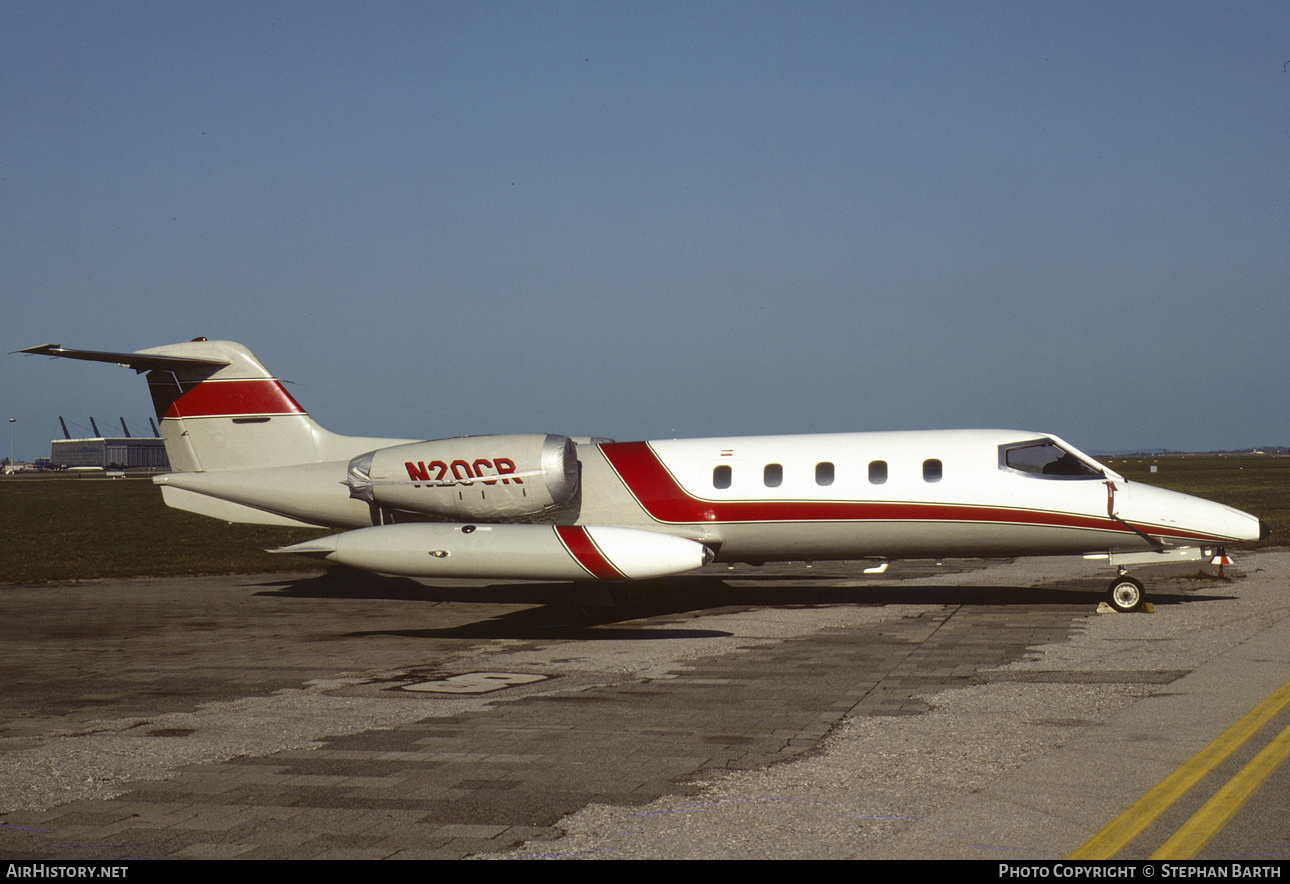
xmin=1 ymin=457 xmax=1285 ymax=583
xmin=0 ymin=476 xmax=329 ymax=584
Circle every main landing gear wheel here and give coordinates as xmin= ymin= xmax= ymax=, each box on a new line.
xmin=1107 ymin=576 xmax=1145 ymax=613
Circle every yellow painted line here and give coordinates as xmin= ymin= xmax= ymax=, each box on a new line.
xmin=1151 ymin=720 xmax=1290 ymax=860
xmin=1068 ymin=678 xmax=1290 ymax=860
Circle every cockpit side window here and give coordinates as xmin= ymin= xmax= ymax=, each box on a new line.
xmin=1000 ymin=440 xmax=1103 ymax=479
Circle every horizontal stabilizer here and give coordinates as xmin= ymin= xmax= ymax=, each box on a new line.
xmin=14 ymin=344 xmax=230 ymax=374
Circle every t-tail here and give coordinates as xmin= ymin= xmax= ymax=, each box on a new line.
xmin=17 ymin=339 xmax=414 ymax=527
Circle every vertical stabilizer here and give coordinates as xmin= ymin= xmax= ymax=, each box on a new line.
xmin=134 ymin=340 xmax=326 ymax=471
xmin=18 ymin=340 xmax=416 ymax=481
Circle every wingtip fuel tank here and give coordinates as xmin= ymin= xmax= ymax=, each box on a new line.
xmin=272 ymin=522 xmax=715 ymax=581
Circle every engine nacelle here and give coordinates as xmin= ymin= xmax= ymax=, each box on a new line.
xmin=347 ymin=434 xmax=578 ymax=521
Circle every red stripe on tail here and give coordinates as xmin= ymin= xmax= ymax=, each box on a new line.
xmin=147 ymin=378 xmax=306 ymax=419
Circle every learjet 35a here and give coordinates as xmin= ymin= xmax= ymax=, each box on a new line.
xmin=20 ymin=339 xmax=1268 ymax=612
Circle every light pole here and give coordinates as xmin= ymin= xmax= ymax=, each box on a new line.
xmin=7 ymin=417 xmax=13 ymax=470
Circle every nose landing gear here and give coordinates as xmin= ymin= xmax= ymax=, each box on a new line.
xmin=1106 ymin=575 xmax=1145 ymax=613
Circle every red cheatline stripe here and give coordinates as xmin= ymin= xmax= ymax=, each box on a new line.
xmin=598 ymin=441 xmax=1229 ymax=544
xmin=554 ymin=526 xmax=625 ymax=581
xmin=148 ymin=378 xmax=307 ymax=419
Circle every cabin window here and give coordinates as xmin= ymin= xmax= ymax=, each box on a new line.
xmin=1001 ymin=440 xmax=1103 ymax=479
xmin=923 ymin=458 xmax=942 ymax=483
xmin=815 ymin=461 xmax=834 ymax=486
xmin=764 ymin=463 xmax=783 ymax=488
xmin=868 ymin=460 xmax=887 ymax=485
xmin=713 ymin=465 xmax=732 ymax=489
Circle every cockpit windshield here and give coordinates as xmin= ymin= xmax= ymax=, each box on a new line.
xmin=1000 ymin=440 xmax=1104 ymax=479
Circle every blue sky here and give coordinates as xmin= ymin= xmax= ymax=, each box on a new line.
xmin=4 ymin=1 xmax=1288 ymax=461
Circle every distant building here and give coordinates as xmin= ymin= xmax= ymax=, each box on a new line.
xmin=50 ymin=436 xmax=169 ymax=470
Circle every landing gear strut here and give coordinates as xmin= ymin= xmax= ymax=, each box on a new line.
xmin=1106 ymin=575 xmax=1145 ymax=613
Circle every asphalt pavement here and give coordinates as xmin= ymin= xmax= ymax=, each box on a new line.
xmin=1 ymin=551 xmax=1287 ymax=860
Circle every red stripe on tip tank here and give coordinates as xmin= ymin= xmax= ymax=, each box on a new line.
xmin=554 ymin=525 xmax=625 ymax=581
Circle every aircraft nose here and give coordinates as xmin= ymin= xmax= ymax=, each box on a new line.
xmin=1261 ymin=518 xmax=1271 ymax=542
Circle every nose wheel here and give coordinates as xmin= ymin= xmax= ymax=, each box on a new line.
xmin=1107 ymin=575 xmax=1145 ymax=613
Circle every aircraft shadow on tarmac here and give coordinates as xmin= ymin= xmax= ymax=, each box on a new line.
xmin=250 ymin=568 xmax=1239 ymax=639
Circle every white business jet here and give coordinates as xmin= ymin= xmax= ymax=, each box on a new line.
xmin=19 ymin=339 xmax=1267 ymax=612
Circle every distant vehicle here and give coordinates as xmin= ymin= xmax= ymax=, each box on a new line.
xmin=20 ymin=340 xmax=1268 ymax=612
